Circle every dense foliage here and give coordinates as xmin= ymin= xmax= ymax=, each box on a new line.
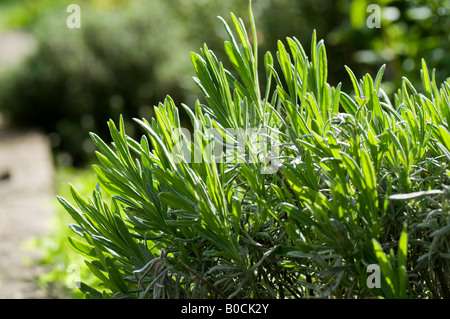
xmin=59 ymin=4 xmax=450 ymax=298
xmin=59 ymin=4 xmax=450 ymax=299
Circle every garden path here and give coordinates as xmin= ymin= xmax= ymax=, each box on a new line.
xmin=0 ymin=127 xmax=56 ymax=298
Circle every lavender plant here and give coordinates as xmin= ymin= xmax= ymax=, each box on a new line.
xmin=58 ymin=2 xmax=449 ymax=299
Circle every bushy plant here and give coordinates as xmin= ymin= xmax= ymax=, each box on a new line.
xmin=59 ymin=3 xmax=450 ymax=299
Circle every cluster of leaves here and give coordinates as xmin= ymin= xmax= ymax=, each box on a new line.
xmin=59 ymin=3 xmax=449 ymax=298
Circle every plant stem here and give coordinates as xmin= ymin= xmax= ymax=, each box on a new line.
xmin=177 ymin=260 xmax=228 ymax=299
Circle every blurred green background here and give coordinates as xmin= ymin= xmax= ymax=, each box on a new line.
xmin=0 ymin=0 xmax=448 ymax=298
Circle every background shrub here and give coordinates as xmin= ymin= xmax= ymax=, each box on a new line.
xmin=0 ymin=0 xmax=191 ymax=165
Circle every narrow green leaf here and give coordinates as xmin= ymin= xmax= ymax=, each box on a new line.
xmin=104 ymin=257 xmax=130 ymax=294
xmin=438 ymin=125 xmax=450 ymax=150
xmin=345 ymin=66 xmax=362 ymax=98
xmin=420 ymin=59 xmax=432 ymax=98
xmin=372 ymin=239 xmax=396 ymax=294
xmin=374 ymin=64 xmax=386 ymax=93
xmin=340 ymin=92 xmax=358 ymax=115
xmin=318 ymin=42 xmax=328 ymax=86
xmin=159 ymin=192 xmax=198 ymax=214
xmin=398 ymin=223 xmax=408 ymax=269
xmin=78 ymin=282 xmax=104 ymax=299
xmin=66 ymin=237 xmax=97 ymax=259
xmin=361 ymin=148 xmax=378 ymax=215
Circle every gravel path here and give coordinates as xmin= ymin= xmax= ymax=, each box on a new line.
xmin=0 ymin=127 xmax=56 ymax=298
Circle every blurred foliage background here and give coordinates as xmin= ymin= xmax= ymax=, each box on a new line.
xmin=0 ymin=0 xmax=448 ymax=297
